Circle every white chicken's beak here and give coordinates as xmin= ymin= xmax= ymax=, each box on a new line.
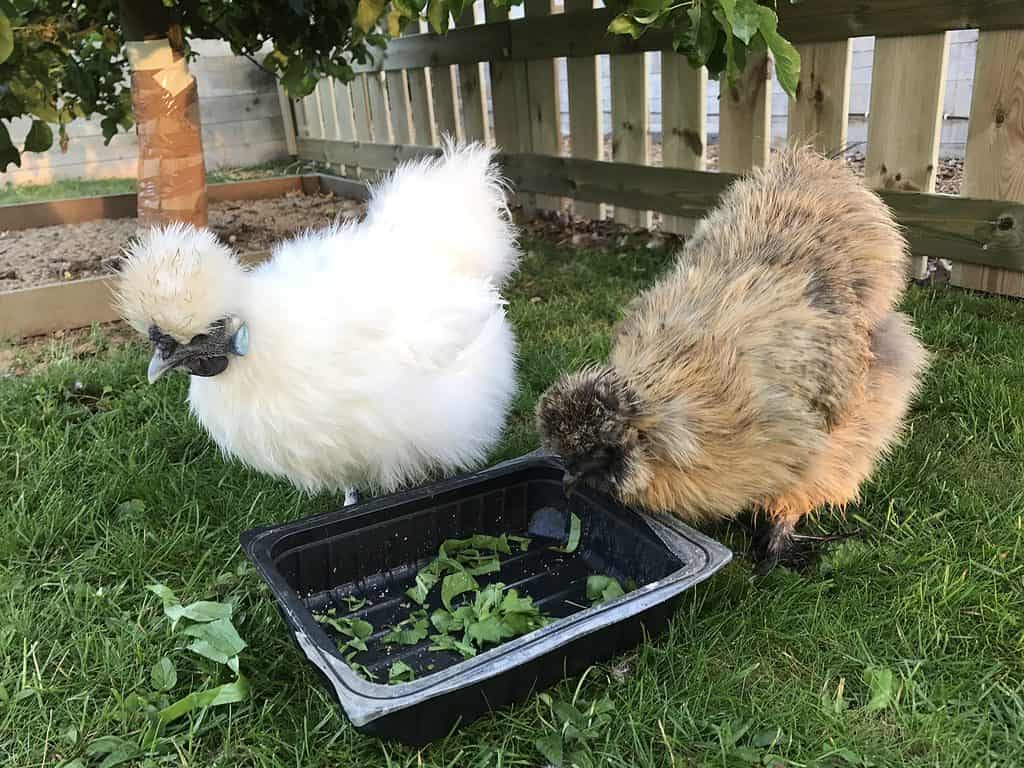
xmin=147 ymin=350 xmax=175 ymax=384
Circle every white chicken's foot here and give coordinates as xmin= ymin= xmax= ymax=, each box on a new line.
xmin=344 ymin=488 xmax=360 ymax=507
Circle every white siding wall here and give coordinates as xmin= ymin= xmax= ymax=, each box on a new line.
xmin=2 ymin=40 xmax=290 ymax=185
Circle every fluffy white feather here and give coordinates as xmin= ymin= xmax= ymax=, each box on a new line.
xmin=116 ymin=142 xmax=520 ymax=495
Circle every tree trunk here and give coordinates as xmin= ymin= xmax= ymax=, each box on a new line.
xmin=120 ymin=0 xmax=208 ymax=228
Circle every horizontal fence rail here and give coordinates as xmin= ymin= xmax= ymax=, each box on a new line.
xmin=347 ymin=5 xmax=1024 ymax=73
xmin=298 ymin=139 xmax=1024 ymax=273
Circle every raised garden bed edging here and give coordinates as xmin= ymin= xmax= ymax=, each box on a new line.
xmin=0 ymin=175 xmax=368 ymax=341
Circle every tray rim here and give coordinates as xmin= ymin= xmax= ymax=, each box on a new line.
xmin=240 ymin=452 xmax=733 ymax=727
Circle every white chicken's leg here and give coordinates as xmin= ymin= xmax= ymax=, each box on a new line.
xmin=344 ymin=488 xmax=360 ymax=507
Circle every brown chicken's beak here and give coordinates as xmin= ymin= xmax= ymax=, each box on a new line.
xmin=562 ymin=470 xmax=580 ymax=498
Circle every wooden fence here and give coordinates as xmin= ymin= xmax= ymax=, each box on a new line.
xmin=285 ymin=1 xmax=1024 ymax=297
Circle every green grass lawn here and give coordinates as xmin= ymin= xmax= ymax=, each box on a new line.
xmin=1 ymin=236 xmax=1022 ymax=767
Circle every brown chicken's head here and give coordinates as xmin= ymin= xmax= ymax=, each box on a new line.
xmin=536 ymin=365 xmax=643 ymax=498
xmin=115 ymin=223 xmax=250 ymax=384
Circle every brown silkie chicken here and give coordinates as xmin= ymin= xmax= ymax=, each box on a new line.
xmin=536 ymin=147 xmax=928 ymax=571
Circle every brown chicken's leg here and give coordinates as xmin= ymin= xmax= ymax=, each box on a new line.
xmin=750 ymin=501 xmax=860 ymax=575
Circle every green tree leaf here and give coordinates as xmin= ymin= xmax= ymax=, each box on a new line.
xmin=730 ymin=0 xmax=762 ymax=44
xmin=355 ymin=0 xmax=388 ymax=33
xmin=757 ymin=5 xmax=800 ymax=98
xmin=607 ymin=14 xmax=643 ymax=39
xmin=150 ymin=657 xmax=177 ymax=692
xmin=0 ymin=120 xmax=20 ymax=172
xmin=426 ymin=0 xmax=449 ymax=34
xmin=0 ymin=13 xmax=12 ymax=65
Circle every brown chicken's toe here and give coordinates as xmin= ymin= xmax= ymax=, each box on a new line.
xmin=749 ymin=515 xmax=862 ymax=576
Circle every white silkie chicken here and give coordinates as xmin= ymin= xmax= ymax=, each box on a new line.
xmin=115 ymin=142 xmax=519 ymax=504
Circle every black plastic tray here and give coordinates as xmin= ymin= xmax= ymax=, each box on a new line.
xmin=240 ymin=452 xmax=732 ymax=745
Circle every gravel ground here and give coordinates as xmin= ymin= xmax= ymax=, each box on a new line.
xmin=1 ymin=192 xmax=366 ymax=293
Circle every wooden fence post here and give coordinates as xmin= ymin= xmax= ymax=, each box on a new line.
xmin=564 ymin=0 xmax=603 ymax=220
xmin=610 ymin=52 xmax=650 ymax=228
xmin=788 ymin=41 xmax=852 ymax=156
xmin=662 ymin=55 xmax=706 ymax=234
xmin=719 ymin=51 xmax=771 ymax=173
xmin=952 ymin=30 xmax=1024 ymax=296
xmin=864 ymin=33 xmax=950 ymax=280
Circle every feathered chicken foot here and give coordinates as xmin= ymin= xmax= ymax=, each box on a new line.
xmin=748 ymin=500 xmax=861 ymax=575
xmin=344 ymin=488 xmax=360 ymax=507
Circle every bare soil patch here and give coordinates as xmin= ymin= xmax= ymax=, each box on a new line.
xmin=1 ymin=192 xmax=366 ymax=293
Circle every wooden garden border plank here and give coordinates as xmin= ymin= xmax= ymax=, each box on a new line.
xmin=661 ymin=54 xmax=706 ymax=233
xmin=609 ymin=52 xmax=650 ymax=227
xmin=346 ymin=4 xmax=1024 ymax=74
xmin=865 ymin=33 xmax=949 ymax=279
xmin=952 ymin=29 xmax=1024 ymax=296
xmin=787 ymin=40 xmax=852 ymax=156
xmin=718 ymin=51 xmax=771 ymax=173
xmin=0 ymin=176 xmax=308 ymax=231
xmin=564 ymin=0 xmax=603 ymax=220
xmin=0 ymin=277 xmax=120 ymax=340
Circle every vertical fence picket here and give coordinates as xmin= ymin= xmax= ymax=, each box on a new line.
xmin=351 ymin=75 xmax=373 ymax=142
xmin=661 ymin=55 xmax=706 ymax=233
xmin=404 ymin=21 xmax=436 ymax=145
xmin=787 ymin=41 xmax=852 ymax=156
xmin=951 ymin=30 xmax=1024 ymax=296
xmin=305 ymin=90 xmax=326 ymax=139
xmin=456 ymin=8 xmax=489 ymax=143
xmin=315 ymin=80 xmax=339 ymax=141
xmin=429 ymin=16 xmax=461 ymax=143
xmin=292 ymin=96 xmax=308 ymax=138
xmin=366 ymin=71 xmax=392 ymax=143
xmin=610 ymin=52 xmax=650 ymax=227
xmin=333 ymin=79 xmax=356 ymax=141
xmin=718 ymin=51 xmax=771 ymax=173
xmin=865 ymin=33 xmax=949 ymax=279
xmin=276 ymin=84 xmax=298 ymax=155
xmin=564 ymin=0 xmax=603 ymax=219
xmin=523 ymin=0 xmax=562 ymax=212
xmin=386 ymin=65 xmax=413 ymax=145
xmin=485 ymin=3 xmax=531 ymax=213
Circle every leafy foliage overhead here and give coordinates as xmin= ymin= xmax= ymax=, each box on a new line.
xmin=605 ymin=0 xmax=800 ymax=98
xmin=0 ymin=0 xmax=798 ymax=171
